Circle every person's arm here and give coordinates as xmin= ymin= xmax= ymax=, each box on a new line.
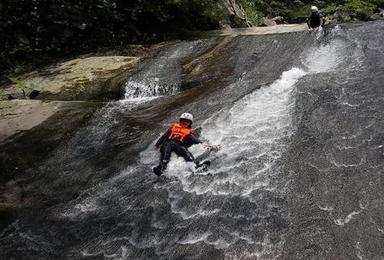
xmin=186 ymin=134 xmax=203 ymax=145
xmin=306 ymin=15 xmax=311 ymax=29
xmin=182 ymin=133 xmax=203 ymax=148
xmin=321 ymin=14 xmax=326 ymax=27
xmin=184 ymin=133 xmax=221 ymax=151
xmin=155 ymin=128 xmax=171 ymax=148
xmin=193 ymin=127 xmax=202 ymax=138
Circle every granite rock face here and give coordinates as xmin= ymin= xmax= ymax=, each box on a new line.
xmin=1 ymin=56 xmax=139 ymax=101
xmin=0 ymin=55 xmax=142 ymax=184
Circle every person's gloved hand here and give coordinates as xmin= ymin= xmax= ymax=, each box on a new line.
xmin=203 ymin=143 xmax=221 ymax=152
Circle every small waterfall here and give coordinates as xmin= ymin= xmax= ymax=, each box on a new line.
xmin=124 ymin=40 xmax=212 ymax=100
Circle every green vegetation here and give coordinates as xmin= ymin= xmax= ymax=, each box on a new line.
xmin=0 ymin=0 xmax=225 ymax=83
xmin=240 ymin=0 xmax=383 ymax=22
xmin=1 ymin=0 xmax=383 ymax=84
xmin=239 ymin=0 xmax=262 ymax=25
xmin=335 ymin=0 xmax=377 ymax=20
xmin=8 ymin=77 xmax=42 ymax=98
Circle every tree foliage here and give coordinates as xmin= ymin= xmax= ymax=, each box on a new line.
xmin=0 ymin=0 xmax=225 ymax=81
xmin=1 ymin=0 xmax=383 ymax=82
xmin=241 ymin=0 xmax=383 ymax=22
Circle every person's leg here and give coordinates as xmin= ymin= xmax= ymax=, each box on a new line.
xmin=153 ymin=141 xmax=173 ymax=176
xmin=194 ymin=149 xmax=211 ymax=165
xmin=160 ymin=141 xmax=173 ymax=169
xmin=174 ymin=144 xmax=195 ymax=163
xmin=175 ymin=145 xmax=210 ymax=169
xmin=310 ymin=18 xmax=320 ymax=29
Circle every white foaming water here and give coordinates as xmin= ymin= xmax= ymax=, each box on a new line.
xmin=124 ymin=79 xmax=178 ymax=100
xmin=137 ymin=35 xmax=348 ymax=229
xmin=333 ymin=211 xmax=362 ymax=226
xmin=166 ymin=68 xmax=306 ymax=197
xmin=59 ymin=30 xmax=352 ymax=259
xmin=303 ymin=26 xmax=364 ymax=73
xmin=162 ymin=36 xmax=349 ymax=197
xmin=142 ymin=68 xmax=310 ymax=257
xmin=66 ymin=33 xmax=346 ymax=216
xmin=304 ymin=41 xmax=344 ymax=73
xmin=149 ymin=35 xmax=349 ymax=257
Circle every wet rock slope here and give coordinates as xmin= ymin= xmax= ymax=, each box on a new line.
xmin=0 ymin=22 xmax=383 ymax=259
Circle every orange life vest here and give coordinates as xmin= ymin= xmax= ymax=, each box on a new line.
xmin=168 ymin=122 xmax=192 ymax=142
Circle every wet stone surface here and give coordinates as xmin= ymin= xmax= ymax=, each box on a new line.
xmin=1 ymin=22 xmax=384 ymax=259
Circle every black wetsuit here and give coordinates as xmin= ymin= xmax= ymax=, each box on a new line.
xmin=307 ymin=11 xmax=325 ymax=29
xmin=155 ymin=128 xmax=202 ymax=172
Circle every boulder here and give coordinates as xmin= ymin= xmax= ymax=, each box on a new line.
xmin=1 ymin=56 xmax=139 ymax=101
xmin=272 ymin=16 xmax=285 ymax=24
xmin=0 ymin=100 xmax=102 ymax=143
xmin=0 ymin=99 xmax=103 ymax=181
xmin=0 ymin=100 xmax=57 ymax=142
xmin=370 ymin=13 xmax=384 ymax=20
xmin=326 ymin=13 xmax=339 ymax=24
xmin=260 ymin=17 xmax=278 ymax=27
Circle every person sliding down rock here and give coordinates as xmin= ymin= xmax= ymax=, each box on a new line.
xmin=307 ymin=6 xmax=326 ymax=30
xmin=153 ymin=113 xmax=216 ymax=176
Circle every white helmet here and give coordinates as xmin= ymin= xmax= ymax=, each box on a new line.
xmin=180 ymin=113 xmax=193 ymax=123
xmin=311 ymin=6 xmax=319 ymax=12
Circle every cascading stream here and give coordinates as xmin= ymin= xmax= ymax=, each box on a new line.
xmin=59 ymin=26 xmax=358 ymax=259
xmin=1 ymin=22 xmax=384 ymax=260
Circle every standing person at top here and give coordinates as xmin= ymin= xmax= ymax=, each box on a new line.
xmin=153 ymin=113 xmax=209 ymax=176
xmin=307 ymin=6 xmax=326 ymax=30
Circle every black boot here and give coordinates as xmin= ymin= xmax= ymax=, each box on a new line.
xmin=195 ymin=160 xmax=211 ymax=170
xmin=153 ymin=160 xmax=168 ymax=176
xmin=153 ymin=165 xmax=163 ymax=176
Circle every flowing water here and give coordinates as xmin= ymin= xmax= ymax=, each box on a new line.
xmin=1 ymin=22 xmax=384 ymax=260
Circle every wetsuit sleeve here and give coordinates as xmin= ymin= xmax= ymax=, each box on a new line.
xmin=188 ymin=134 xmax=202 ymax=145
xmin=307 ymin=15 xmax=311 ymax=28
xmin=155 ymin=128 xmax=171 ymax=148
xmin=183 ymin=134 xmax=203 ymax=148
xmin=182 ymin=133 xmax=203 ymax=148
xmin=321 ymin=14 xmax=326 ymax=26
